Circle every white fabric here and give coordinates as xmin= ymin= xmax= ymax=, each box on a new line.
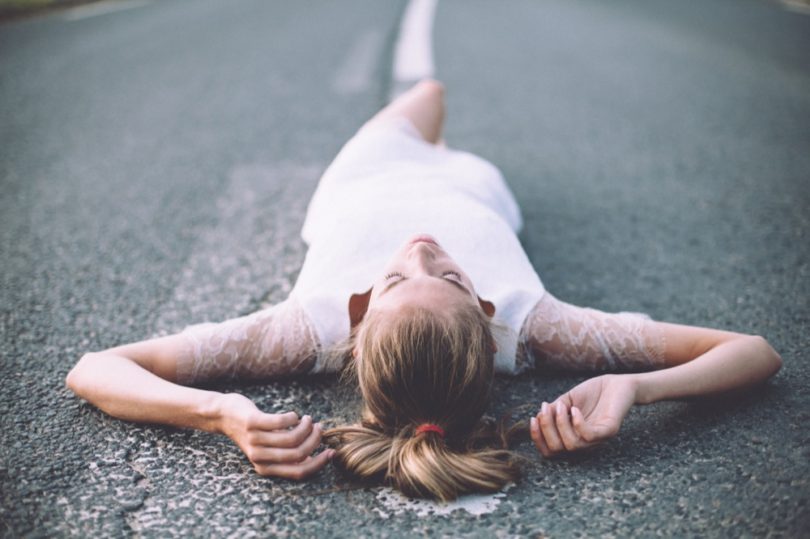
xmin=518 ymin=292 xmax=667 ymax=372
xmin=292 ymin=117 xmax=544 ymax=373
xmin=177 ymin=118 xmax=667 ymax=383
xmin=177 ymin=297 xmax=318 ymax=384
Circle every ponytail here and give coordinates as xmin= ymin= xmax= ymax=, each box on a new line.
xmin=324 ymin=417 xmax=522 ymax=502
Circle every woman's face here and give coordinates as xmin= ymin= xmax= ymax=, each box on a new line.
xmin=367 ymin=234 xmax=481 ymax=315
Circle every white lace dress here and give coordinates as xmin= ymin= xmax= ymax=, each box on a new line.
xmin=177 ymin=118 xmax=666 ymax=384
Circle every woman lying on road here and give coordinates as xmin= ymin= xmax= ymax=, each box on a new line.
xmin=66 ymin=80 xmax=782 ymax=502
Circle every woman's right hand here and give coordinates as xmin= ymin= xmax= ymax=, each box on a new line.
xmin=216 ymin=393 xmax=334 ymax=480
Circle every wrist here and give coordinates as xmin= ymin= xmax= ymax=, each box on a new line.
xmin=631 ymin=371 xmax=661 ymax=405
xmin=198 ymin=391 xmax=229 ymax=434
xmin=606 ymin=373 xmax=645 ymax=405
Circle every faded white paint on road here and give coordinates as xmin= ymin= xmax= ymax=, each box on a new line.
xmin=390 ymin=0 xmax=438 ymax=99
xmin=333 ymin=29 xmax=385 ymax=95
xmin=154 ymin=163 xmax=321 ymax=334
xmin=63 ymin=0 xmax=152 ymax=21
xmin=374 ymin=484 xmax=513 ymax=518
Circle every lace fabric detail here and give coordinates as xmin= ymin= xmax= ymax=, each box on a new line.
xmin=177 ymin=297 xmax=320 ymax=384
xmin=517 ymin=293 xmax=667 ymax=372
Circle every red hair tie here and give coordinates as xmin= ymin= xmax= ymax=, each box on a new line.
xmin=415 ymin=424 xmax=445 ymax=438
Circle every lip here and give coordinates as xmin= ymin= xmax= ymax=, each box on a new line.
xmin=408 ymin=234 xmax=439 ymax=247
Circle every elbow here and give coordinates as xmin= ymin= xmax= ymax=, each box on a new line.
xmin=65 ymin=369 xmax=79 ymax=395
xmin=747 ymin=335 xmax=782 ymax=377
xmin=65 ymin=352 xmax=96 ymax=396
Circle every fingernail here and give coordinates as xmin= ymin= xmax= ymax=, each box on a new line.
xmin=314 ymin=422 xmax=322 ymax=430
xmin=557 ymin=402 xmax=564 ymax=413
xmin=303 ymin=415 xmax=311 ymax=422
xmin=541 ymin=402 xmax=548 ymax=414
xmin=530 ymin=417 xmax=538 ymax=431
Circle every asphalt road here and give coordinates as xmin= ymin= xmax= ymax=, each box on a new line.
xmin=1 ymin=0 xmax=808 ymax=536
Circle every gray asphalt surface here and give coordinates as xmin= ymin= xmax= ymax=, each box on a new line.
xmin=1 ymin=0 xmax=808 ymax=536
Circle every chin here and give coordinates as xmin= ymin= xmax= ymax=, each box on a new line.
xmin=406 ymin=234 xmax=440 ymax=247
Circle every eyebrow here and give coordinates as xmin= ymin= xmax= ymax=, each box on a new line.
xmin=381 ymin=276 xmax=471 ymax=297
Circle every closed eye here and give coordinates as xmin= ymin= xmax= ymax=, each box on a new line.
xmin=380 ymin=271 xmax=471 ymax=296
xmin=385 ymin=270 xmax=461 ymax=282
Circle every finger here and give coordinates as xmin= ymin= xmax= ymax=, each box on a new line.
xmin=249 ymin=422 xmax=323 ymax=464
xmin=572 ymin=407 xmax=618 ymax=443
xmin=249 ymin=410 xmax=299 ymax=431
xmin=554 ymin=393 xmax=574 ymax=408
xmin=250 ymin=415 xmax=313 ymax=448
xmin=530 ymin=416 xmax=552 ymax=457
xmin=570 ymin=406 xmax=590 ymax=440
xmin=538 ymin=402 xmax=564 ymax=453
xmin=554 ymin=401 xmax=583 ymax=451
xmin=255 ymin=449 xmax=335 ymax=481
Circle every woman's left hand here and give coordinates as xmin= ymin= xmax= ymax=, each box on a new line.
xmin=530 ymin=374 xmax=638 ymax=457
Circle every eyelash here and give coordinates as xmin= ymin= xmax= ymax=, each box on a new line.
xmin=384 ymin=271 xmax=462 ymax=281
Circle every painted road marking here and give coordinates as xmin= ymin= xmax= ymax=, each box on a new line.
xmin=390 ymin=0 xmax=438 ymax=99
xmin=63 ymin=0 xmax=152 ymax=22
xmin=779 ymin=0 xmax=810 ymax=14
xmin=333 ymin=29 xmax=385 ymax=95
xmin=153 ymin=163 xmax=321 ymax=334
xmin=375 ymin=484 xmax=513 ymax=518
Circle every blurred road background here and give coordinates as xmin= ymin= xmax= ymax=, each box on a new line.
xmin=1 ymin=0 xmax=808 ymax=536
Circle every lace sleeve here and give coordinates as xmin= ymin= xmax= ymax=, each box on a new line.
xmin=177 ymin=297 xmax=320 ymax=384
xmin=518 ymin=293 xmax=667 ymax=372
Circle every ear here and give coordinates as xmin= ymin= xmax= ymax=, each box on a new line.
xmin=478 ymin=296 xmax=496 ymax=318
xmin=477 ymin=296 xmax=498 ymax=354
xmin=349 ymin=288 xmax=372 ymax=329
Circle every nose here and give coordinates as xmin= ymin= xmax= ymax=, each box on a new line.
xmin=407 ymin=243 xmax=436 ymax=272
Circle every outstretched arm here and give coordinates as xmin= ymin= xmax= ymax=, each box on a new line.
xmin=633 ymin=325 xmax=781 ymax=402
xmin=66 ymin=299 xmax=333 ymax=479
xmin=67 ymin=333 xmax=224 ymax=431
xmin=524 ymin=295 xmax=782 ymax=457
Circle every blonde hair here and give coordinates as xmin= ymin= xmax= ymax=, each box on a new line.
xmin=323 ymin=303 xmax=522 ymax=501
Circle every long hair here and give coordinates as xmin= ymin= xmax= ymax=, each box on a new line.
xmin=323 ymin=303 xmax=522 ymax=501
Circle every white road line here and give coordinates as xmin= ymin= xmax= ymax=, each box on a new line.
xmin=390 ymin=0 xmax=438 ymax=99
xmin=333 ymin=29 xmax=385 ymax=95
xmin=375 ymin=484 xmax=513 ymax=517
xmin=63 ymin=0 xmax=152 ymax=22
xmin=779 ymin=0 xmax=810 ymax=14
xmin=154 ymin=164 xmax=320 ymax=333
